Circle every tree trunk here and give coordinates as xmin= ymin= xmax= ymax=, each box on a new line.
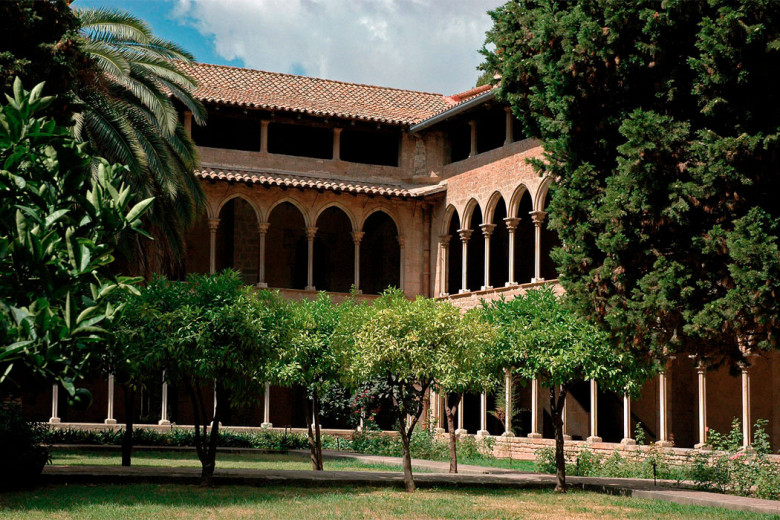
xmin=202 ymin=416 xmax=219 ymax=486
xmin=399 ymin=428 xmax=415 ymax=492
xmin=313 ymin=389 xmax=323 ymax=471
xmin=444 ymin=393 xmax=460 ymax=474
xmin=121 ymin=385 xmax=134 ymax=467
xmin=304 ymin=397 xmax=319 ymax=471
xmin=550 ymin=385 xmax=568 ymax=493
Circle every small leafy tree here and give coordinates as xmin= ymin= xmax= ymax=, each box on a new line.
xmin=0 ymin=79 xmax=151 ymax=389
xmin=483 ymin=287 xmax=656 ymax=492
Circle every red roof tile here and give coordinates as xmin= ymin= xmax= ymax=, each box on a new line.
xmin=183 ymin=62 xmax=453 ymax=126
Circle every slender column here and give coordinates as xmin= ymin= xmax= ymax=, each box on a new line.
xmin=504 ymin=106 xmax=514 ymax=145
xmin=305 ymin=227 xmax=317 ymax=291
xmin=439 ymin=235 xmax=451 ymax=296
xmin=528 ymin=378 xmax=542 ymax=438
xmin=105 ymin=374 xmax=117 ymax=425
xmin=434 ymin=389 xmax=445 ymax=434
xmin=262 ymin=382 xmax=272 ymax=428
xmin=49 ymin=384 xmax=60 ymax=424
xmin=530 ymin=211 xmax=546 ymax=282
xmin=587 ymin=380 xmax=602 ymax=443
xmin=455 ymin=396 xmax=466 ymax=435
xmin=477 ymin=392 xmax=489 ymax=436
xmin=621 ymin=394 xmax=636 ymax=444
xmin=457 ymin=229 xmax=472 ymax=293
xmin=692 ymin=360 xmax=708 ymax=448
xmin=504 ymin=217 xmax=520 ymax=285
xmin=502 ymin=370 xmax=515 ymax=437
xmin=208 ymin=218 xmax=220 ymax=274
xmin=562 ymin=398 xmax=571 ymax=441
xmin=332 ymin=127 xmax=342 ymax=160
xmin=469 ymin=120 xmax=477 ymax=157
xmin=397 ymin=235 xmax=406 ymax=293
xmin=740 ymin=362 xmax=752 ymax=448
xmin=480 ymin=223 xmax=495 ymax=290
xmin=260 ymin=120 xmax=269 ymax=153
xmin=351 ymin=231 xmax=364 ymax=293
xmin=183 ymin=111 xmax=193 ymax=136
xmin=159 ymin=371 xmax=170 ymax=425
xmin=257 ymin=222 xmax=270 ymax=288
xmin=657 ymin=368 xmax=672 ymax=446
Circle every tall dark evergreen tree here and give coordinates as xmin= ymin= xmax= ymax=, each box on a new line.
xmin=481 ymin=0 xmax=780 ymax=362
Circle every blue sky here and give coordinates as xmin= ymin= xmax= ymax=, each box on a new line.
xmin=73 ymin=0 xmax=501 ymax=94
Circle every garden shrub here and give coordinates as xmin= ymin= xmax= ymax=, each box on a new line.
xmin=0 ymin=405 xmax=50 ymax=488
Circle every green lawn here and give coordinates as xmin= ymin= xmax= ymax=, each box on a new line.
xmin=50 ymin=449 xmax=429 ymax=473
xmin=1 ymin=484 xmax=775 ymax=520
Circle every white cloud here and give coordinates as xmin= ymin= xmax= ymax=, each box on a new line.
xmin=172 ymin=0 xmax=502 ymax=94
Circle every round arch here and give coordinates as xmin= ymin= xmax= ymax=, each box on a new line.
xmin=359 ymin=205 xmax=401 ymax=233
xmin=461 ymin=198 xmax=480 ymax=230
xmin=508 ymin=184 xmax=530 ymax=218
xmin=534 ymin=176 xmax=554 ymax=212
xmin=266 ymin=201 xmax=308 ymax=289
xmin=443 ymin=206 xmax=462 ymax=296
xmin=484 ymin=191 xmax=506 ymax=225
xmin=216 ymin=193 xmax=263 ymax=224
xmin=314 ymin=201 xmax=358 ymax=232
xmin=266 ymin=196 xmax=312 ymax=227
xmin=360 ymin=210 xmax=400 ymax=294
xmin=441 ymin=204 xmax=458 ymax=235
xmin=314 ymin=206 xmax=355 ymax=292
xmin=214 ymin=196 xmax=261 ymax=284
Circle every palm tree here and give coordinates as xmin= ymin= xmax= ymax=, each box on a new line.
xmin=72 ymin=8 xmax=207 ymax=275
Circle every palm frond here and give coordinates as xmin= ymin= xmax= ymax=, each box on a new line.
xmin=80 ymin=40 xmax=130 ymax=78
xmin=120 ymin=65 xmax=179 ymax=135
xmin=76 ymin=8 xmax=151 ymax=43
xmin=154 ymin=77 xmax=207 ymax=125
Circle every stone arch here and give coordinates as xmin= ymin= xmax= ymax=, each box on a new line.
xmin=514 ymin=190 xmax=535 ymax=283
xmin=483 ymin=191 xmax=506 ymax=225
xmin=360 ymin=205 xmax=401 ymax=233
xmin=489 ymin=196 xmax=509 ymax=288
xmin=534 ymin=175 xmax=554 ymax=212
xmin=266 ymin=201 xmax=308 ymax=289
xmin=266 ymin=196 xmax=312 ymax=227
xmin=539 ymin=185 xmax=561 ymax=281
xmin=465 ymin=202 xmax=484 ymax=292
xmin=314 ymin=201 xmax=358 ymax=232
xmin=441 ymin=204 xmax=458 ymax=235
xmin=462 ymin=198 xmax=480 ymax=230
xmin=216 ymin=193 xmax=263 ymax=224
xmin=214 ymin=196 xmax=261 ymax=285
xmin=314 ymin=206 xmax=354 ymax=292
xmin=360 ymin=210 xmax=400 ymax=294
xmin=508 ymin=184 xmax=530 ymax=218
xmin=444 ymin=206 xmax=462 ymax=296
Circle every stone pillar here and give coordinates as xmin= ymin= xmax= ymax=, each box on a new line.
xmin=159 ymin=372 xmax=170 ymax=425
xmin=458 ymin=229 xmax=472 ymax=293
xmin=528 ymin=378 xmax=542 ymax=438
xmin=332 ymin=127 xmax=342 ymax=160
xmin=562 ymin=398 xmax=571 ymax=441
xmin=504 ymin=217 xmax=520 ymax=285
xmin=260 ymin=120 xmax=269 ymax=153
xmin=657 ymin=369 xmax=672 ymax=446
xmin=434 ymin=390 xmax=445 ymax=434
xmin=49 ymin=384 xmax=60 ymax=424
xmin=208 ymin=218 xmax=220 ymax=274
xmin=439 ymin=235 xmax=451 ymax=296
xmin=183 ymin=111 xmax=193 ymax=136
xmin=105 ymin=374 xmax=117 ymax=425
xmin=621 ymin=394 xmax=635 ymax=445
xmin=740 ymin=362 xmax=752 ymax=448
xmin=455 ymin=396 xmax=466 ymax=435
xmin=530 ymin=211 xmax=546 ymax=282
xmin=504 ymin=106 xmax=514 ymax=145
xmin=469 ymin=120 xmax=477 ymax=157
xmin=257 ymin=222 xmax=270 ymax=288
xmin=305 ymin=227 xmax=317 ymax=291
xmin=351 ymin=231 xmax=364 ymax=293
xmin=502 ymin=370 xmax=515 ymax=437
xmin=587 ymin=380 xmax=602 ymax=443
xmin=696 ymin=361 xmax=708 ymax=448
xmin=477 ymin=392 xmax=489 ymax=437
xmin=397 ymin=235 xmax=406 ymax=293
xmin=262 ymin=382 xmax=272 ymax=428
xmin=480 ymin=223 xmax=495 ymax=290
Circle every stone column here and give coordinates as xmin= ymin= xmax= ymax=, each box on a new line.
xmin=262 ymin=382 xmax=272 ymax=428
xmin=208 ymin=218 xmax=220 ymax=274
xmin=105 ymin=374 xmax=117 ymax=425
xmin=528 ymin=378 xmax=542 ymax=438
xmin=469 ymin=120 xmax=477 ymax=157
xmin=351 ymin=231 xmax=364 ymax=293
xmin=455 ymin=396 xmax=466 ymax=435
xmin=159 ymin=372 xmax=170 ymax=425
xmin=397 ymin=235 xmax=406 ymax=293
xmin=477 ymin=392 xmax=489 ymax=437
xmin=434 ymin=390 xmax=445 ymax=434
xmin=305 ymin=227 xmax=317 ymax=291
xmin=530 ymin=211 xmax=546 ymax=282
xmin=439 ymin=235 xmax=451 ymax=296
xmin=504 ymin=217 xmax=520 ymax=285
xmin=740 ymin=362 xmax=752 ymax=448
xmin=257 ymin=222 xmax=269 ymax=288
xmin=657 ymin=369 xmax=672 ymax=446
xmin=504 ymin=106 xmax=514 ymax=145
xmin=260 ymin=120 xmax=269 ymax=153
xmin=49 ymin=384 xmax=60 ymax=424
xmin=696 ymin=360 xmax=708 ymax=448
xmin=621 ymin=394 xmax=635 ymax=445
xmin=458 ymin=229 xmax=472 ymax=293
xmin=587 ymin=380 xmax=602 ymax=443
xmin=480 ymin=223 xmax=495 ymax=290
xmin=562 ymin=398 xmax=571 ymax=441
xmin=502 ymin=370 xmax=515 ymax=437
xmin=332 ymin=127 xmax=342 ymax=160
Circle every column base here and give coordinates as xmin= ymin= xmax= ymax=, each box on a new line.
xmin=620 ymin=438 xmax=637 ymax=446
xmin=304 ymin=286 xmax=316 ymax=292
xmin=48 ymin=417 xmax=60 ymax=424
xmin=694 ymin=443 xmax=711 ymax=451
xmin=527 ymin=432 xmax=542 ymax=439
xmin=256 ymin=282 xmax=268 ymax=288
xmin=655 ymin=440 xmax=674 ymax=447
xmin=586 ymin=436 xmax=602 ymax=443
xmin=353 ymin=289 xmax=363 ymax=295
xmin=261 ymin=422 xmax=273 ymax=429
xmin=476 ymin=430 xmax=490 ymax=437
xmin=158 ymin=419 xmax=171 ymax=426
xmin=458 ymin=289 xmax=470 ymax=294
xmin=480 ymin=286 xmax=493 ymax=291
xmin=104 ymin=418 xmax=117 ymax=425
xmin=531 ymin=277 xmax=545 ymax=283
xmin=454 ymin=428 xmax=468 ymax=436
xmin=434 ymin=428 xmax=445 ymax=435
xmin=563 ymin=434 xmax=572 ymax=441
xmin=501 ymin=431 xmax=515 ymax=438
xmin=439 ymin=292 xmax=449 ymax=297
xmin=505 ymin=282 xmax=519 ymax=287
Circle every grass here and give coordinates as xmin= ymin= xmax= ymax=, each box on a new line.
xmin=50 ymin=449 xmax=428 ymax=473
xmin=1 ymin=484 xmax=776 ymax=520
xmin=457 ymin=455 xmax=536 ymax=472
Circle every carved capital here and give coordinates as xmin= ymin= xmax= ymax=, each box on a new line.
xmin=480 ymin=223 xmax=496 ymax=238
xmin=457 ymin=228 xmax=473 ymax=243
xmin=258 ymin=222 xmax=270 ymax=235
xmin=305 ymin=227 xmax=318 ymax=240
xmin=530 ymin=210 xmax=547 ymax=227
xmin=438 ymin=234 xmax=451 ymax=247
xmin=397 ymin=235 xmax=406 ymax=248
xmin=351 ymin=231 xmax=365 ymax=244
xmin=208 ymin=218 xmax=220 ymax=232
xmin=504 ymin=217 xmax=520 ymax=231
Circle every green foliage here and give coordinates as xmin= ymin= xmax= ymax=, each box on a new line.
xmin=0 ymin=79 xmax=151 ymax=388
xmin=481 ymin=0 xmax=780 ymax=362
xmin=0 ymin=405 xmax=51 ymax=488
xmin=351 ymin=430 xmax=495 ymax=463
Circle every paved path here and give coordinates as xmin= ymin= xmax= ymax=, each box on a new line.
xmin=41 ymin=454 xmax=780 ymax=517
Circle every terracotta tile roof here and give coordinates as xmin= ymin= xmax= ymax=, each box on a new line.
xmin=183 ymin=62 xmax=453 ymax=126
xmin=196 ymin=167 xmax=443 ymax=198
